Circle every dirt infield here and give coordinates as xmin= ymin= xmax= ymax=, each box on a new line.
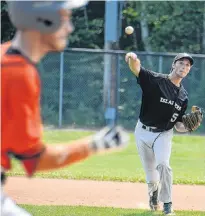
xmin=4 ymin=177 xmax=205 ymax=211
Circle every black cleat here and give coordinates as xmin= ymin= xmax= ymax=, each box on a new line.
xmin=149 ymin=189 xmax=160 ymax=211
xmin=163 ymin=202 xmax=175 ymax=215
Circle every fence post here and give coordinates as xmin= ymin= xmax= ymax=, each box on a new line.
xmin=104 ymin=0 xmax=121 ymax=127
xmin=158 ymin=55 xmax=163 ymax=73
xmin=59 ymin=52 xmax=64 ymax=128
xmin=116 ymin=53 xmax=120 ymax=123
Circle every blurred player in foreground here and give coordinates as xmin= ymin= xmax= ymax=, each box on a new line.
xmin=1 ymin=1 xmax=129 ymax=215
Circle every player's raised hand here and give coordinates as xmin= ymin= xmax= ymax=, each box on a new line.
xmin=125 ymin=52 xmax=141 ymax=77
xmin=125 ymin=52 xmax=138 ymax=62
xmin=90 ymin=126 xmax=129 ymax=153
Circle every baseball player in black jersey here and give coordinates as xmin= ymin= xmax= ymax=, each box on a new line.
xmin=125 ymin=52 xmax=203 ymax=215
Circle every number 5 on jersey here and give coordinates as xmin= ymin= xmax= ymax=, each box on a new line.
xmin=171 ymin=113 xmax=179 ymax=122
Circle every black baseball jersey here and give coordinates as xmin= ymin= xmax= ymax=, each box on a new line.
xmin=137 ymin=67 xmax=188 ymax=130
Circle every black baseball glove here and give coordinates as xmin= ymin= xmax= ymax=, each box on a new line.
xmin=182 ymin=106 xmax=203 ymax=132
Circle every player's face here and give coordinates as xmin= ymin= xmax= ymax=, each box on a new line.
xmin=173 ymin=58 xmax=191 ymax=78
xmin=42 ymin=10 xmax=73 ymax=51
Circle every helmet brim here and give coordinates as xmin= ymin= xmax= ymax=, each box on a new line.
xmin=63 ymin=0 xmax=89 ymax=10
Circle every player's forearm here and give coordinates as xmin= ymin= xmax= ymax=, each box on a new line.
xmin=128 ymin=60 xmax=140 ymax=77
xmin=34 ymin=126 xmax=129 ymax=172
xmin=125 ymin=52 xmax=141 ymax=77
xmin=174 ymin=122 xmax=188 ymax=133
xmin=36 ymin=137 xmax=94 ymax=171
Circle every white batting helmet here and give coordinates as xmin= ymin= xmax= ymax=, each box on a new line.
xmin=7 ymin=1 xmax=89 ymax=33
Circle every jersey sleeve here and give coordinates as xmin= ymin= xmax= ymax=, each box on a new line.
xmin=8 ymin=66 xmax=45 ymax=176
xmin=177 ymin=99 xmax=188 ymax=122
xmin=136 ymin=67 xmax=159 ymax=92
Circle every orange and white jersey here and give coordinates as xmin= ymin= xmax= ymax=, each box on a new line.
xmin=1 ymin=42 xmax=45 ymax=176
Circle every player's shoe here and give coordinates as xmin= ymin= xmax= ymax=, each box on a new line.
xmin=149 ymin=189 xmax=160 ymax=211
xmin=163 ymin=202 xmax=176 ymax=215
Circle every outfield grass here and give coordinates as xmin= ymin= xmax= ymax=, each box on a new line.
xmin=21 ymin=205 xmax=205 ymax=216
xmin=8 ymin=130 xmax=205 ymax=185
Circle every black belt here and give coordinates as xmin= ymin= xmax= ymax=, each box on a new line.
xmin=142 ymin=125 xmax=165 ymax=133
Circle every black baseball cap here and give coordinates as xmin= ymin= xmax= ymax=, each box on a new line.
xmin=173 ymin=53 xmax=194 ymax=66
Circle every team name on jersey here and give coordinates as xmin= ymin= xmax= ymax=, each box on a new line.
xmin=160 ymin=97 xmax=182 ymax=111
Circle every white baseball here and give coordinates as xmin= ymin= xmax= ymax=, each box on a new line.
xmin=125 ymin=26 xmax=134 ymax=35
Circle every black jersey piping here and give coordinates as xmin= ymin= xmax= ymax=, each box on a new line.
xmin=6 ymin=47 xmax=38 ymax=68
xmin=7 ymin=147 xmax=45 ymax=161
xmin=152 ymin=132 xmax=163 ymax=149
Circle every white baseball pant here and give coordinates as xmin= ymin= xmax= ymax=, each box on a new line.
xmin=135 ymin=120 xmax=174 ymax=203
xmin=1 ymin=187 xmax=32 ymax=216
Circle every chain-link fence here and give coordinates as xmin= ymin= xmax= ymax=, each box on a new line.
xmin=38 ymin=48 xmax=205 ymax=134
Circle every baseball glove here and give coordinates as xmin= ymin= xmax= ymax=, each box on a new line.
xmin=182 ymin=106 xmax=203 ymax=132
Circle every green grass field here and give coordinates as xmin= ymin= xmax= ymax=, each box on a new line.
xmin=8 ymin=130 xmax=205 ymax=185
xmin=7 ymin=130 xmax=205 ymax=215
xmin=21 ymin=205 xmax=205 ymax=216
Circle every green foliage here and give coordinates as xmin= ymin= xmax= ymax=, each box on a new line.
xmin=147 ymin=2 xmax=204 ymax=53
xmin=2 ymin=1 xmax=205 ymax=53
xmin=1 ymin=1 xmax=15 ymax=43
xmin=120 ymin=1 xmax=205 ymax=53
xmin=69 ymin=11 xmax=104 ymax=49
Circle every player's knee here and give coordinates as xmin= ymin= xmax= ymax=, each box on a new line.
xmin=156 ymin=163 xmax=172 ymax=172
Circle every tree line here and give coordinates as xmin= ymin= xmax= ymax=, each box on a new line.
xmin=2 ymin=1 xmax=205 ymax=54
